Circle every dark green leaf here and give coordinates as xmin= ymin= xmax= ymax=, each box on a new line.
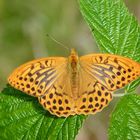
xmin=108 ymin=94 xmax=140 ymax=140
xmin=0 ymin=85 xmax=86 ymax=140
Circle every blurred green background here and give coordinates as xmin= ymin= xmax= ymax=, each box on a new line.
xmin=0 ymin=0 xmax=140 ymax=140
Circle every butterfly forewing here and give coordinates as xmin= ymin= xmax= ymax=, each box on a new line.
xmin=8 ymin=57 xmax=67 ymax=97
xmin=80 ymin=54 xmax=140 ymax=91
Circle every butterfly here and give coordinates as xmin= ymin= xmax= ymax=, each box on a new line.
xmin=8 ymin=48 xmax=140 ymax=117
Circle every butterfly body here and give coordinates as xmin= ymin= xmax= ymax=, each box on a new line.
xmin=69 ymin=48 xmax=80 ymax=99
xmin=8 ymin=48 xmax=140 ymax=117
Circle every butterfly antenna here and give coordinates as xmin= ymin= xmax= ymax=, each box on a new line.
xmin=46 ymin=34 xmax=70 ymax=52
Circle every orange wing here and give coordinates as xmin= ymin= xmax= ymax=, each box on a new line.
xmin=38 ymin=70 xmax=76 ymax=117
xmin=80 ymin=54 xmax=140 ymax=91
xmin=8 ymin=57 xmax=67 ymax=97
xmin=75 ymin=67 xmax=113 ymax=115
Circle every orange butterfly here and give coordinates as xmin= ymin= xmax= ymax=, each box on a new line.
xmin=8 ymin=49 xmax=140 ymax=117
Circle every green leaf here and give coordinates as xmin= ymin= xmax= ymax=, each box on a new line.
xmin=126 ymin=78 xmax=140 ymax=93
xmin=80 ymin=0 xmax=140 ymax=139
xmin=79 ymin=0 xmax=140 ymax=91
xmin=80 ymin=0 xmax=140 ymax=58
xmin=108 ymin=94 xmax=140 ymax=140
xmin=0 ymin=85 xmax=86 ymax=140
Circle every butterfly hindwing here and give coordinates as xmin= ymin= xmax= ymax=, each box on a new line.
xmin=38 ymin=71 xmax=75 ymax=117
xmin=75 ymin=68 xmax=113 ymax=115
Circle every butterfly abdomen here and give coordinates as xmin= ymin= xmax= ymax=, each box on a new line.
xmin=69 ymin=49 xmax=80 ymax=99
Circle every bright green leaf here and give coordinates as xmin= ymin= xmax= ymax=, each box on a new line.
xmin=126 ymin=79 xmax=140 ymax=93
xmin=79 ymin=0 xmax=140 ymax=59
xmin=0 ymin=85 xmax=86 ymax=140
xmin=108 ymin=94 xmax=140 ymax=140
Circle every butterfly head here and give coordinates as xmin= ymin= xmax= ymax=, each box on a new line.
xmin=69 ymin=48 xmax=79 ymax=71
xmin=71 ymin=48 xmax=77 ymax=55
xmin=70 ymin=48 xmax=79 ymax=60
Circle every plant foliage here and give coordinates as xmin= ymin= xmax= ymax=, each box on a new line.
xmin=109 ymin=94 xmax=140 ymax=140
xmin=0 ymin=86 xmax=86 ymax=140
xmin=80 ymin=0 xmax=140 ymax=139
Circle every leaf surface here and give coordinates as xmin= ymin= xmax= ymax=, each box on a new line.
xmin=0 ymin=86 xmax=86 ymax=140
xmin=108 ymin=94 xmax=140 ymax=140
